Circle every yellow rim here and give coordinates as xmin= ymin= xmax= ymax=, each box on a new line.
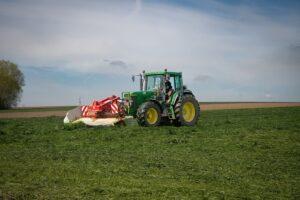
xmin=182 ymin=102 xmax=196 ymax=122
xmin=146 ymin=108 xmax=158 ymax=125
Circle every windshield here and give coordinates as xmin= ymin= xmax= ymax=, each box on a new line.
xmin=146 ymin=75 xmax=163 ymax=91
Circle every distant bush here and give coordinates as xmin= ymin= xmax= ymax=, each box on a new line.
xmin=0 ymin=60 xmax=25 ymax=109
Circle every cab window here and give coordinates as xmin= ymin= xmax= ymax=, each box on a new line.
xmin=146 ymin=75 xmax=163 ymax=91
xmin=174 ymin=76 xmax=181 ymax=91
xmin=169 ymin=76 xmax=175 ymax=90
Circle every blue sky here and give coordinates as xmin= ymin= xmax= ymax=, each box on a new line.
xmin=0 ymin=0 xmax=299 ymax=106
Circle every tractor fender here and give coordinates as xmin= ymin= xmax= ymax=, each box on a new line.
xmin=149 ymin=99 xmax=163 ymax=112
xmin=170 ymin=90 xmax=195 ymax=107
xmin=183 ymin=89 xmax=194 ymax=97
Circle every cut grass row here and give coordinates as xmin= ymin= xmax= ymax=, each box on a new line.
xmin=0 ymin=107 xmax=299 ymax=199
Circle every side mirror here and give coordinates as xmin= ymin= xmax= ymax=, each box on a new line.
xmin=183 ymin=85 xmax=187 ymax=90
xmin=131 ymin=75 xmax=135 ymax=82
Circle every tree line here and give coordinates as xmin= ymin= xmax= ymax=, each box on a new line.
xmin=0 ymin=60 xmax=25 ymax=109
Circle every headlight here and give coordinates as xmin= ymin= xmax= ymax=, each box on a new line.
xmin=123 ymin=98 xmax=133 ymax=106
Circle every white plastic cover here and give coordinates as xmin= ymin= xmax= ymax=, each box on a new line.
xmin=63 ymin=106 xmax=82 ymax=123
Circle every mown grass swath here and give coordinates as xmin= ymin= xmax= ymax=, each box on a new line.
xmin=0 ymin=107 xmax=299 ymax=199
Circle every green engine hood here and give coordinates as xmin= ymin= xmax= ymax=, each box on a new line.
xmin=122 ymin=91 xmax=154 ymax=98
xmin=122 ymin=90 xmax=156 ymax=116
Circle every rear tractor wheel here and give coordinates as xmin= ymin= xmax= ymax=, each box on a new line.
xmin=174 ymin=95 xmax=200 ymax=126
xmin=137 ymin=101 xmax=161 ymax=126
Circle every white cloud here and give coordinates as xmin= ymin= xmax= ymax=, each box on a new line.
xmin=265 ymin=93 xmax=272 ymax=99
xmin=0 ymin=0 xmax=299 ymax=103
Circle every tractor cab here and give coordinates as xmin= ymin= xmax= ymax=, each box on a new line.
xmin=144 ymin=71 xmax=182 ymax=91
xmin=122 ymin=69 xmax=200 ymax=126
xmin=144 ymin=70 xmax=183 ymax=101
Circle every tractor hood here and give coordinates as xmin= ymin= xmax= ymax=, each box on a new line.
xmin=122 ymin=90 xmax=156 ymax=116
xmin=122 ymin=90 xmax=155 ymax=100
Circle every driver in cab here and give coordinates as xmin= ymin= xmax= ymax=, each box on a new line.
xmin=165 ymin=78 xmax=174 ymax=105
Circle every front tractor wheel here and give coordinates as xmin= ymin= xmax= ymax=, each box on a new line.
xmin=174 ymin=95 xmax=200 ymax=126
xmin=137 ymin=102 xmax=161 ymax=126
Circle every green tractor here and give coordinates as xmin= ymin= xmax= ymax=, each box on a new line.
xmin=122 ymin=69 xmax=200 ymax=126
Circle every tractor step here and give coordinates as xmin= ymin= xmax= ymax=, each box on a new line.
xmin=167 ymin=107 xmax=175 ymax=119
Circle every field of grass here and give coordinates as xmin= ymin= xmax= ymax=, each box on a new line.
xmin=0 ymin=107 xmax=299 ymax=199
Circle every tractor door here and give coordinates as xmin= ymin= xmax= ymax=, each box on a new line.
xmin=174 ymin=75 xmax=182 ymax=92
xmin=166 ymin=75 xmax=182 ymax=92
xmin=165 ymin=76 xmax=174 ymax=101
xmin=167 ymin=74 xmax=183 ymax=104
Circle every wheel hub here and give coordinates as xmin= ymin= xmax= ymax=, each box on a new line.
xmin=182 ymin=102 xmax=196 ymax=122
xmin=146 ymin=108 xmax=158 ymax=125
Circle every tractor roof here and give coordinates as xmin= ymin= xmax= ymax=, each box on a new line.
xmin=144 ymin=71 xmax=182 ymax=76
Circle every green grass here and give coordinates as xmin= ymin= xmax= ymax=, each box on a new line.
xmin=0 ymin=107 xmax=299 ymax=199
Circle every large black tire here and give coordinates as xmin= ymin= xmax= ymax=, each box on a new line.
xmin=174 ymin=94 xmax=200 ymax=126
xmin=137 ymin=101 xmax=161 ymax=127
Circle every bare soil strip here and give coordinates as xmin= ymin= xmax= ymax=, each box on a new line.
xmin=0 ymin=111 xmax=66 ymax=119
xmin=0 ymin=102 xmax=299 ymax=119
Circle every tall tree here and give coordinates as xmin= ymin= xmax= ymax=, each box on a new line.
xmin=0 ymin=60 xmax=25 ymax=109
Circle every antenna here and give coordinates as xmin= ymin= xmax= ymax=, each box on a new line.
xmin=78 ymin=96 xmax=82 ymax=106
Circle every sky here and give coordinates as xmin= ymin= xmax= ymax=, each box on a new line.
xmin=0 ymin=0 xmax=299 ymax=106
